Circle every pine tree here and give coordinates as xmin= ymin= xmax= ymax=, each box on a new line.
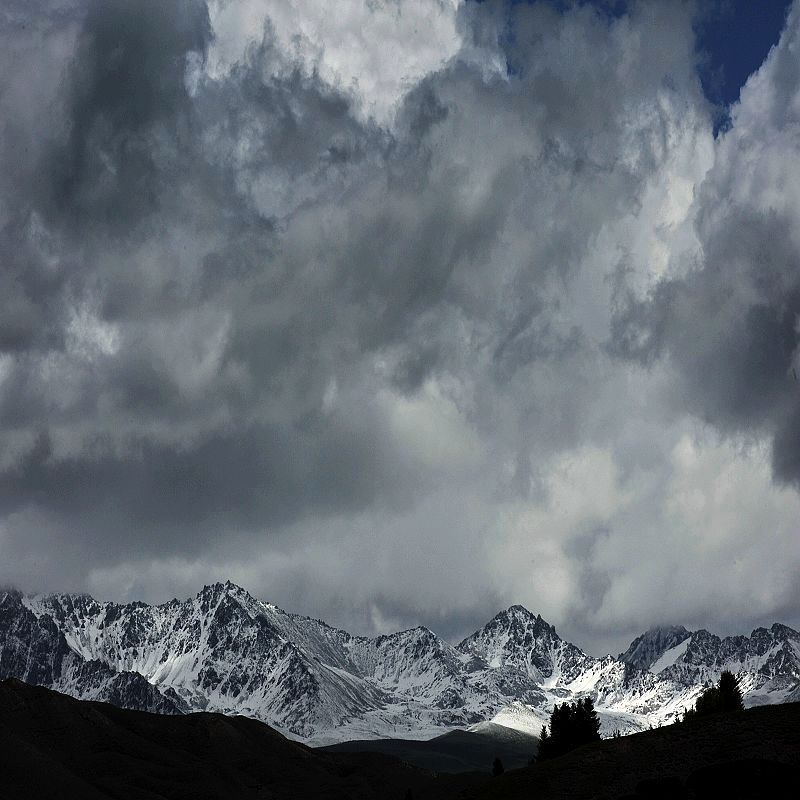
xmin=718 ymin=670 xmax=744 ymax=711
xmin=536 ymin=698 xmax=602 ymax=762
xmin=575 ymin=697 xmax=601 ymax=743
xmin=695 ymin=685 xmax=722 ymax=715
xmin=536 ymin=724 xmax=551 ymax=761
xmin=685 ymin=670 xmax=744 ymax=719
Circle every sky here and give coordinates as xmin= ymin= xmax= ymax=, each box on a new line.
xmin=1 ymin=0 xmax=799 ymax=657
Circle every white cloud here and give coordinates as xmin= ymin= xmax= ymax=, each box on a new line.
xmin=206 ymin=0 xmax=464 ymax=124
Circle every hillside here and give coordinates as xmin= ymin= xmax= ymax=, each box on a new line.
xmin=2 ymin=678 xmax=799 ymax=799
xmin=320 ymin=723 xmax=538 ymax=773
xmin=471 ymin=702 xmax=800 ymax=799
xmin=0 ymin=678 xmax=484 ymax=800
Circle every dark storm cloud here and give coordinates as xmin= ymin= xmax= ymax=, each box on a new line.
xmin=0 ymin=1 xmax=401 ymax=554
xmin=1 ymin=0 xmax=702 ymax=552
xmin=0 ymin=419 xmax=413 ymax=532
xmin=3 ymin=0 xmax=799 ymax=650
xmin=2 ymin=0 xmax=513 ymax=577
xmin=612 ymin=219 xmax=800 ymax=481
xmin=51 ymin=0 xmax=212 ymax=226
xmin=612 ymin=208 xmax=800 ymax=411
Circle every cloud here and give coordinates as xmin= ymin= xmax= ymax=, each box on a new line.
xmin=205 ymin=0 xmax=464 ymax=125
xmin=610 ymin=1 xmax=800 ymax=487
xmin=1 ymin=0 xmax=798 ymax=654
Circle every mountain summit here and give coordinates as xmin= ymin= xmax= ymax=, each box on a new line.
xmin=458 ymin=605 xmax=594 ymax=684
xmin=2 ymin=584 xmax=799 ymax=744
xmin=618 ymin=626 xmax=693 ymax=673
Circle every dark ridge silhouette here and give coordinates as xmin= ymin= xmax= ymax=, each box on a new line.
xmin=3 ymin=678 xmax=800 ymax=799
xmin=470 ymin=702 xmax=800 ymax=799
xmin=0 ymin=678 xmax=486 ymax=800
xmin=319 ymin=725 xmax=538 ymax=773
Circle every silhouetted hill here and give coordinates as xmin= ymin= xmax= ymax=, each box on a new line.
xmin=3 ymin=677 xmax=799 ymax=800
xmin=0 ymin=678 xmax=487 ymax=800
xmin=320 ymin=723 xmax=538 ymax=773
xmin=470 ymin=702 xmax=800 ymax=799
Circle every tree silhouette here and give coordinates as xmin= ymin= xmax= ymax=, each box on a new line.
xmin=492 ymin=756 xmax=504 ymax=776
xmin=718 ymin=670 xmax=744 ymax=711
xmin=575 ymin=697 xmax=601 ymax=743
xmin=536 ymin=698 xmax=602 ymax=762
xmin=684 ymin=670 xmax=744 ymax=720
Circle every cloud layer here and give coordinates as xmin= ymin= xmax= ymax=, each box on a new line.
xmin=1 ymin=0 xmax=799 ymax=655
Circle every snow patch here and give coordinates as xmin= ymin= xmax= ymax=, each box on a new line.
xmin=650 ymin=637 xmax=690 ymax=674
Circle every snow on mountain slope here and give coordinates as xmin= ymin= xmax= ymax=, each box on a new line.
xmin=649 ymin=638 xmax=691 ymax=674
xmin=457 ymin=606 xmax=696 ymax=732
xmin=4 ymin=582 xmax=800 ymax=743
xmin=619 ymin=626 xmax=692 ymax=673
xmin=0 ymin=589 xmax=183 ymax=714
xmin=480 ymin=699 xmax=650 ymax=738
xmin=349 ymin=627 xmax=467 ymax=705
xmin=25 ymin=582 xmax=390 ymax=738
xmin=457 ymin=605 xmax=595 ymax=686
xmin=650 ymin=625 xmax=800 ymax=707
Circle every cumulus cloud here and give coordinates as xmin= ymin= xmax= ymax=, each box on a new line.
xmin=611 ymin=1 xmax=800 ymax=487
xmin=1 ymin=0 xmax=799 ymax=655
xmin=205 ymin=0 xmax=465 ymax=124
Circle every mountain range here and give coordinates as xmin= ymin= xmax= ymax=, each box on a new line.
xmin=1 ymin=581 xmax=799 ymax=745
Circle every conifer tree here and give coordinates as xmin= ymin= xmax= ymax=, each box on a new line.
xmin=536 ymin=724 xmax=551 ymax=761
xmin=684 ymin=670 xmax=744 ymax=720
xmin=536 ymin=698 xmax=602 ymax=762
xmin=718 ymin=670 xmax=744 ymax=711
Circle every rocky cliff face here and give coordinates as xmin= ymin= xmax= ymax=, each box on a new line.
xmin=618 ymin=626 xmax=692 ymax=673
xmin=2 ymin=583 xmax=798 ymax=744
xmin=0 ymin=589 xmax=185 ymax=714
xmin=458 ymin=605 xmax=596 ymax=685
xmin=619 ymin=622 xmax=800 ymax=706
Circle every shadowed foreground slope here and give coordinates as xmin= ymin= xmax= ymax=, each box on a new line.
xmin=0 ymin=679 xmax=486 ymax=800
xmin=4 ymin=678 xmax=800 ymax=800
xmin=471 ymin=702 xmax=800 ymax=800
xmin=320 ymin=724 xmax=538 ymax=773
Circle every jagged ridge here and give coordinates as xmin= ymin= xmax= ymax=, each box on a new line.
xmin=1 ymin=583 xmax=798 ymax=744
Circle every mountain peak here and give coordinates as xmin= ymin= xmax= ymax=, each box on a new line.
xmin=374 ymin=625 xmax=439 ymax=645
xmin=195 ymin=581 xmax=264 ymax=617
xmin=505 ymin=604 xmax=537 ymax=619
xmin=456 ymin=605 xmax=560 ymax=646
xmin=455 ymin=605 xmax=577 ymax=681
xmin=4 ymin=582 xmax=800 ymax=743
xmin=495 ymin=605 xmax=556 ymax=635
xmin=619 ymin=625 xmax=692 ymax=673
xmin=200 ymin=579 xmax=238 ymax=594
xmin=769 ymin=622 xmax=799 ymax=639
xmin=197 ymin=580 xmax=252 ymax=601
xmin=641 ymin=625 xmax=691 ymax=641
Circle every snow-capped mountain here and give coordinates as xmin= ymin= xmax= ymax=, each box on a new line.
xmin=1 ymin=582 xmax=798 ymax=744
xmin=619 ymin=626 xmax=692 ymax=673
xmin=0 ymin=590 xmax=185 ymax=714
xmin=618 ymin=623 xmax=800 ymax=706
